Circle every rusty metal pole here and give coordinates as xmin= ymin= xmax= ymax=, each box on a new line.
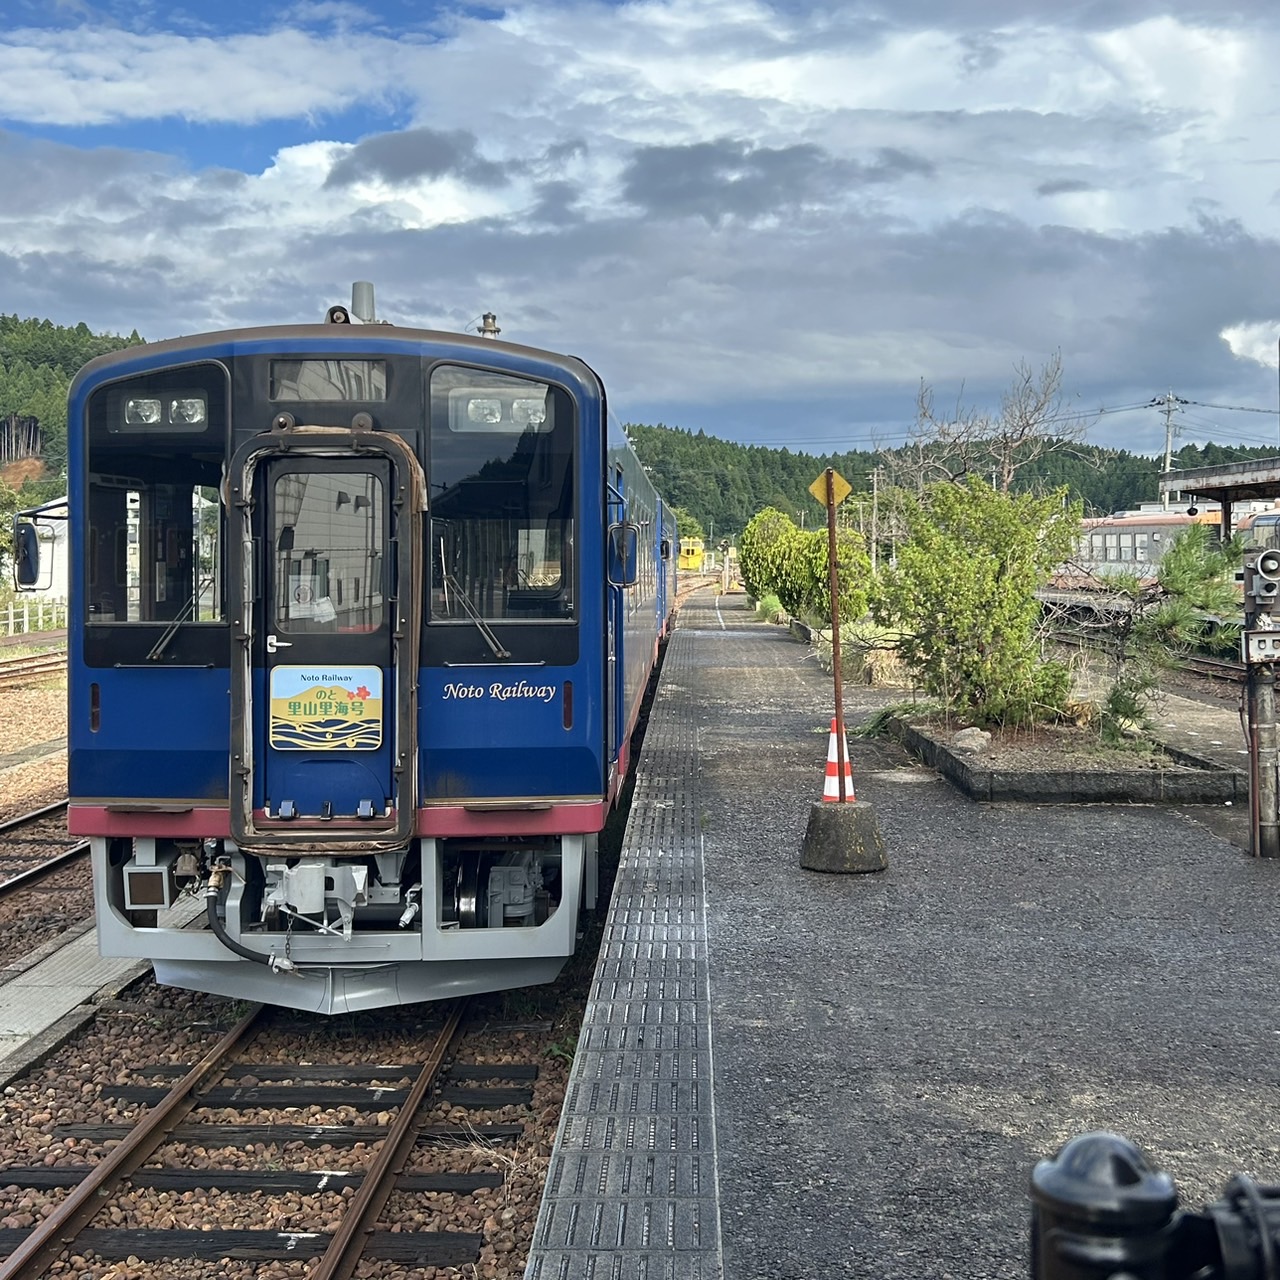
xmin=825 ymin=468 xmax=847 ymax=800
xmin=1249 ymin=665 xmax=1262 ymax=855
xmin=1257 ymin=663 xmax=1280 ymax=858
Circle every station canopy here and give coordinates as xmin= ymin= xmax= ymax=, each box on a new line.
xmin=1159 ymin=457 xmax=1280 ymax=532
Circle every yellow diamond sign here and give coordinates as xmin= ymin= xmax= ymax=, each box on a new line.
xmin=809 ymin=470 xmax=852 ymax=507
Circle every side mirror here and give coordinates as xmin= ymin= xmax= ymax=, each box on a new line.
xmin=608 ymin=522 xmax=639 ymax=587
xmin=13 ymin=520 xmax=39 ymax=589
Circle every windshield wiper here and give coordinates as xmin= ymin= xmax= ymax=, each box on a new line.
xmin=443 ymin=572 xmax=510 ymax=660
xmin=146 ymin=577 xmax=213 ymax=661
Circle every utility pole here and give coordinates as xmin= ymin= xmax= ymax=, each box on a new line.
xmin=870 ymin=467 xmax=880 ymax=573
xmin=1156 ymin=392 xmax=1185 ymax=510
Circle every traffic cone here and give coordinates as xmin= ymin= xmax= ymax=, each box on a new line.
xmin=803 ymin=716 xmax=886 ymax=873
xmin=822 ymin=718 xmax=855 ymax=802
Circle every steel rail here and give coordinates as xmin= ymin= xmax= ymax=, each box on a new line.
xmin=0 ymin=802 xmax=84 ymax=897
xmin=0 ymin=800 xmax=69 ymax=837
xmin=310 ymin=998 xmax=470 ymax=1280
xmin=0 ymin=630 xmax=66 ymax=650
xmin=0 ymin=651 xmax=67 ymax=689
xmin=0 ymin=841 xmax=89 ymax=898
xmin=1182 ymin=653 xmax=1246 ymax=682
xmin=1051 ymin=628 xmax=1246 ymax=685
xmin=0 ymin=1003 xmax=265 ymax=1280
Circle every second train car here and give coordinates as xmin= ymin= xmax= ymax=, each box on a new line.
xmin=17 ymin=290 xmax=674 ymax=1014
xmin=677 ymin=537 xmax=705 ymax=572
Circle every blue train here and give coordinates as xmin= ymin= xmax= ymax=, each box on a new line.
xmin=14 ymin=287 xmax=674 ymax=1014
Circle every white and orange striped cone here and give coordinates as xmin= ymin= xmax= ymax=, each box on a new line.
xmin=822 ymin=717 xmax=856 ymax=803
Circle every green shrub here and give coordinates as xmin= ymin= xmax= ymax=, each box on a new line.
xmin=739 ymin=508 xmax=871 ymax=627
xmin=737 ymin=507 xmax=798 ymax=601
xmin=870 ymin=477 xmax=1080 ymax=728
xmin=754 ymin=593 xmax=786 ymax=623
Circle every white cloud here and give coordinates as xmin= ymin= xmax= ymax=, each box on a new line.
xmin=1221 ymin=321 xmax=1280 ymax=368
xmin=0 ymin=25 xmax=415 ymax=125
xmin=3 ymin=1 xmax=1280 ymax=446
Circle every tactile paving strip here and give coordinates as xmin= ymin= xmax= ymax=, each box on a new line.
xmin=526 ymin=627 xmax=723 ymax=1278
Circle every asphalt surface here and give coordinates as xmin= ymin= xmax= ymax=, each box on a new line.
xmin=680 ymin=589 xmax=1280 ymax=1279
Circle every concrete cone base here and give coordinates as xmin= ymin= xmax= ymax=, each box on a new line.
xmin=800 ymin=800 xmax=888 ymax=874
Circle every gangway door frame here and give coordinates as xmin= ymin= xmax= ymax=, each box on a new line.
xmin=227 ymin=424 xmax=425 ymax=855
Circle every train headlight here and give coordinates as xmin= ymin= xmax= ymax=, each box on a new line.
xmin=467 ymin=398 xmax=503 ymax=424
xmin=124 ymin=397 xmax=163 ymax=425
xmin=512 ymin=397 xmax=547 ymax=427
xmin=446 ymin=381 xmax=553 ymax=433
xmin=112 ymin=388 xmax=210 ymax=433
xmin=170 ymin=396 xmax=206 ymax=425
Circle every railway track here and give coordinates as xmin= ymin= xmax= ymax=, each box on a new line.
xmin=1182 ymin=653 xmax=1246 ymax=682
xmin=1052 ymin=625 xmax=1247 ymax=686
xmin=0 ymin=995 xmax=550 ymax=1276
xmin=0 ymin=801 xmax=86 ymax=895
xmin=0 ymin=800 xmax=92 ymax=975
xmin=0 ymin=650 xmax=66 ymax=689
xmin=0 ymin=630 xmax=65 ymax=650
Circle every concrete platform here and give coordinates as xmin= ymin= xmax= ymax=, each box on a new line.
xmin=527 ymin=590 xmax=1280 ymax=1279
xmin=0 ymin=895 xmax=204 ymax=1089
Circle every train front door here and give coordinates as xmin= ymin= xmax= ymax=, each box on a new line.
xmin=229 ymin=434 xmax=421 ymax=849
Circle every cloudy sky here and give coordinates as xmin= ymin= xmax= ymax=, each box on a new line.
xmin=4 ymin=0 xmax=1280 ymax=458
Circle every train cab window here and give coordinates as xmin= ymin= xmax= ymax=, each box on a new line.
xmin=82 ymin=365 xmax=229 ymax=664
xmin=428 ymin=365 xmax=575 ymax=624
xmin=85 ymin=480 xmax=223 ymax=623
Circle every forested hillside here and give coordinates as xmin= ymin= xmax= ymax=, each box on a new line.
xmin=0 ymin=315 xmax=142 ymax=485
xmin=626 ymin=422 xmax=1279 ymax=540
xmin=0 ymin=313 xmax=1273 ymax=545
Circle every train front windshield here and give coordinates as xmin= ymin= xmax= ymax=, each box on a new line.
xmin=79 ymin=354 xmax=579 ymax=669
xmin=428 ymin=365 xmax=575 ymax=623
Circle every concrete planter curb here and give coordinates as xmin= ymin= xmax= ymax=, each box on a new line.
xmin=885 ymin=716 xmax=1245 ymax=805
xmin=783 ymin=612 xmax=1244 ymax=805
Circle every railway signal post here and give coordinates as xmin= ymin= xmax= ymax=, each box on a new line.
xmin=799 ymin=468 xmax=886 ymax=874
xmin=1241 ymin=548 xmax=1280 ymax=857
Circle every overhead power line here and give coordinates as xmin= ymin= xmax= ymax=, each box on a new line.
xmin=714 ymin=393 xmax=1277 ymax=452
xmin=1179 ymin=398 xmax=1279 ymax=415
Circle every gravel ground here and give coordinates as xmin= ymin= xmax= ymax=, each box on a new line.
xmin=0 ymin=683 xmax=66 ymax=755
xmin=0 ymin=678 xmax=82 ymax=964
xmin=0 ymin=860 xmax=91 ymax=971
xmin=0 ymin=682 xmax=67 ymax=822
